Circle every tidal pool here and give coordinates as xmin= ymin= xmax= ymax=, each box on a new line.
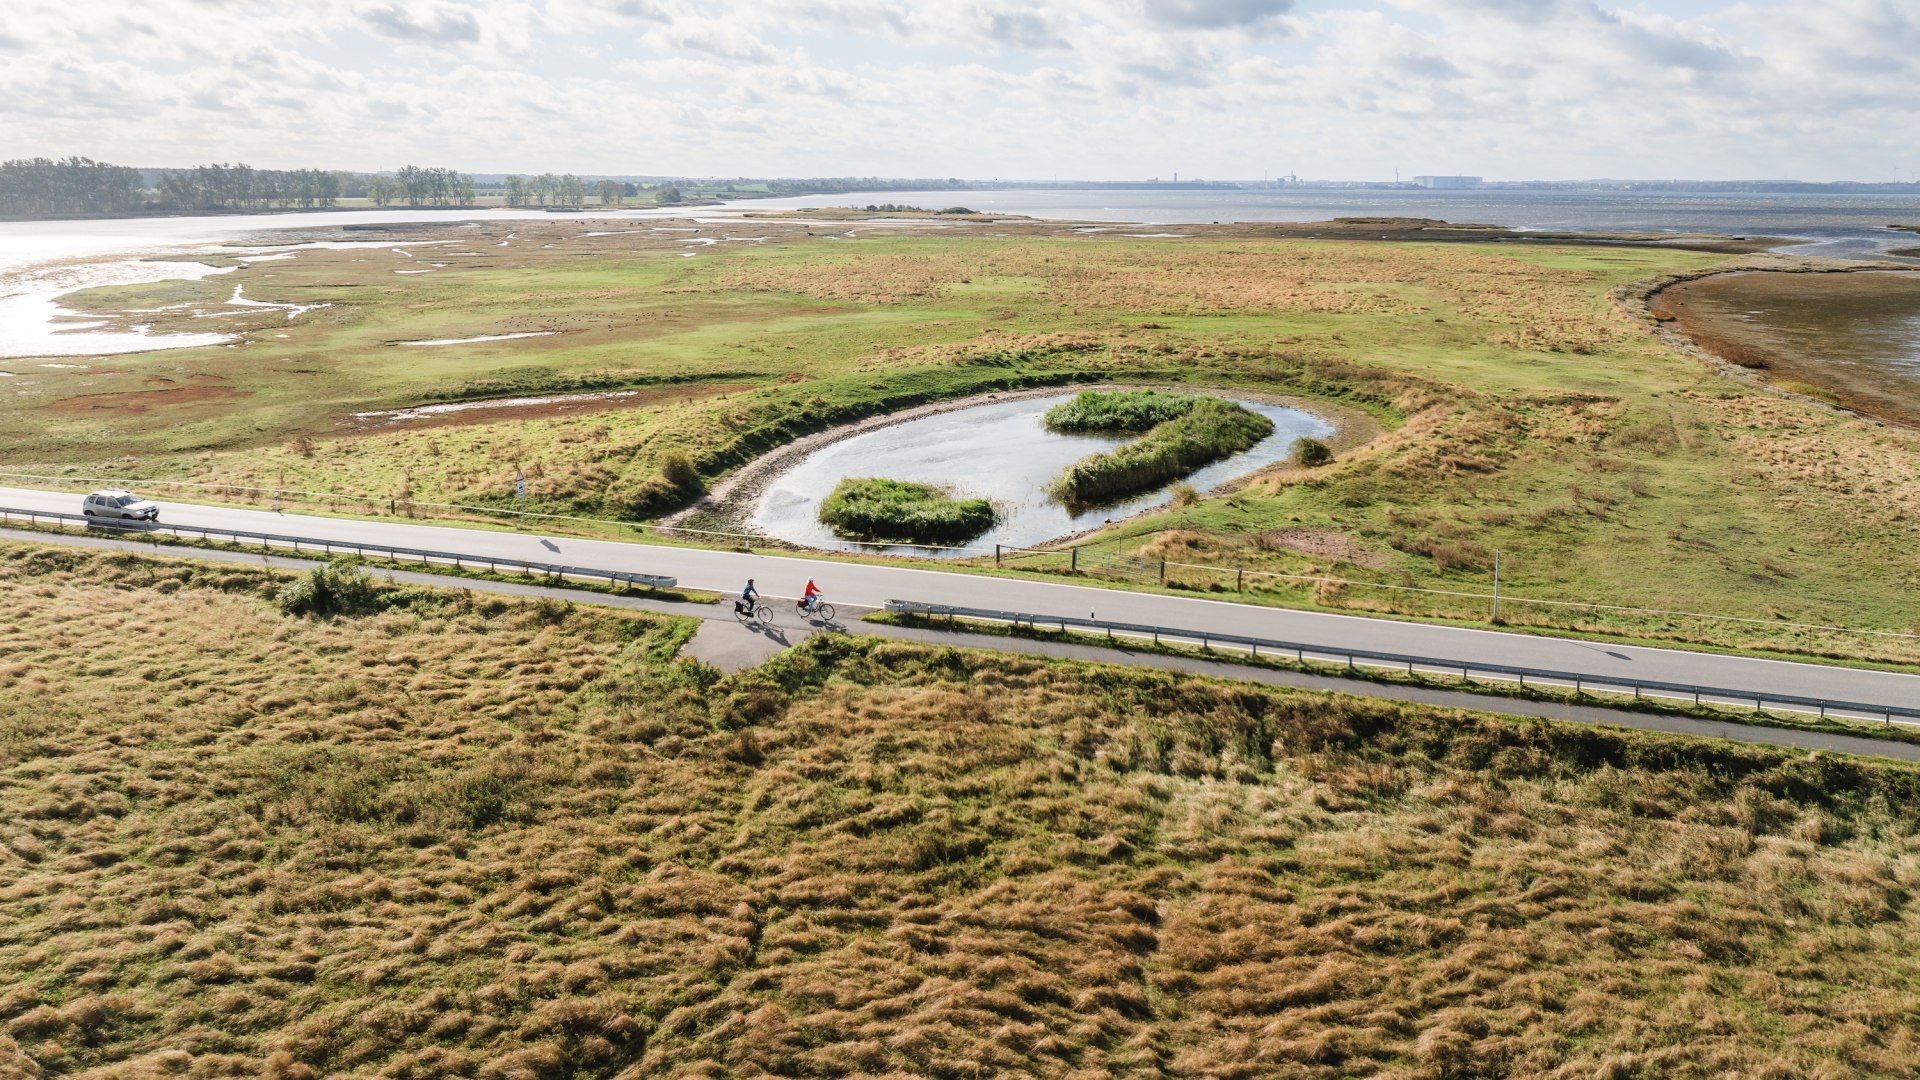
xmin=1661 ymin=270 xmax=1920 ymax=425
xmin=750 ymin=392 xmax=1334 ymax=556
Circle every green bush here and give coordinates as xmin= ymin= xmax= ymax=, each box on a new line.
xmin=1051 ymin=397 xmax=1274 ymax=505
xmin=274 ymin=564 xmax=380 ymax=618
xmin=1293 ymin=437 xmax=1334 ymax=467
xmin=818 ymin=477 xmax=997 ymax=544
xmin=660 ymin=451 xmax=704 ymax=496
xmin=1043 ymin=389 xmax=1200 ymax=434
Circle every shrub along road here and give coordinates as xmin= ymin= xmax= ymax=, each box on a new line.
xmin=4 ymin=484 xmax=1917 ymax=714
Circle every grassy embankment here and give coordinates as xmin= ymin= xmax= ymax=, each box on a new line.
xmin=3 ymin=543 xmax=1920 ymax=1078
xmin=816 ymin=477 xmax=996 ymax=545
xmin=1046 ymin=392 xmax=1275 ymax=504
xmin=8 ymin=221 xmax=1920 ymax=657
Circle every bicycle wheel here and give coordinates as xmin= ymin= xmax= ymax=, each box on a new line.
xmin=753 ymin=604 xmax=774 ymax=625
xmin=814 ymin=602 xmax=835 ymax=622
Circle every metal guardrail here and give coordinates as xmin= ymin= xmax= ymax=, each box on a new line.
xmin=884 ymin=600 xmax=1920 ymax=726
xmin=0 ymin=506 xmax=677 ymax=591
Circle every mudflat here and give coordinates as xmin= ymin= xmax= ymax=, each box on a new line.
xmin=1657 ymin=269 xmax=1920 ymax=426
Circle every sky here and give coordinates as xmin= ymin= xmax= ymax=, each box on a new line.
xmin=0 ymin=0 xmax=1915 ymax=182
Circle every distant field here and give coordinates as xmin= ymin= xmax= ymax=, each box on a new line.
xmin=2 ymin=543 xmax=1918 ymax=1078
xmin=6 ymin=217 xmax=1919 ymax=653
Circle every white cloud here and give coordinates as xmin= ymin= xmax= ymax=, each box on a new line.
xmin=358 ymin=2 xmax=485 ymax=43
xmin=0 ymin=0 xmax=1910 ymax=181
xmin=1132 ymin=0 xmax=1294 ymax=30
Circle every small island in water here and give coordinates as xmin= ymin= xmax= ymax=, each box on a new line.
xmin=818 ymin=477 xmax=999 ymax=545
xmin=1045 ymin=389 xmax=1275 ymax=504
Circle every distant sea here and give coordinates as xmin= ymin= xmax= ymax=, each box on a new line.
xmin=733 ymin=188 xmax=1920 ymax=261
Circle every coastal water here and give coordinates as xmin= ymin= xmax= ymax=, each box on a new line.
xmin=734 ymin=188 xmax=1920 ymax=261
xmin=750 ymin=393 xmax=1334 ymax=556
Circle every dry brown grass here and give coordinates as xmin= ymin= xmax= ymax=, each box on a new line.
xmin=4 ymin=544 xmax=1920 ymax=1078
xmin=711 ymin=239 xmax=1628 ymax=348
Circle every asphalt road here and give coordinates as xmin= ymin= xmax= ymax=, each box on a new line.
xmin=6 ymin=485 xmax=1918 ymax=712
xmin=10 ymin=523 xmax=1918 ymax=762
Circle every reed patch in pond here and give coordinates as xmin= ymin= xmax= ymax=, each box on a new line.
xmin=1043 ymin=388 xmax=1201 ymax=433
xmin=1050 ymin=394 xmax=1275 ymax=505
xmin=817 ymin=476 xmax=998 ymax=544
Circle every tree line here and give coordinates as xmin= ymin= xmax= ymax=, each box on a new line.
xmin=0 ymin=157 xmax=143 ymax=217
xmin=155 ymin=164 xmax=344 ymax=211
xmin=502 ymin=173 xmax=600 ymax=207
xmin=0 ymin=157 xmax=476 ymax=217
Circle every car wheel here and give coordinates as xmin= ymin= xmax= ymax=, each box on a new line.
xmin=83 ymin=509 xmax=93 ymax=517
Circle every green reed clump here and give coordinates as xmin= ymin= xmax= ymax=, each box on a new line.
xmin=1043 ymin=389 xmax=1200 ymax=433
xmin=817 ymin=477 xmax=997 ymax=544
xmin=1051 ymin=397 xmax=1274 ymax=504
xmin=274 ymin=564 xmax=380 ymax=618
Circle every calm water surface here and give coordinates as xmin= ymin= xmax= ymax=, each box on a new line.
xmin=735 ymin=188 xmax=1920 ymax=261
xmin=1666 ymin=270 xmax=1920 ymax=419
xmin=751 ymin=393 xmax=1334 ymax=556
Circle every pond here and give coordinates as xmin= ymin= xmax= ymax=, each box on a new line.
xmin=749 ymin=391 xmax=1335 ymax=556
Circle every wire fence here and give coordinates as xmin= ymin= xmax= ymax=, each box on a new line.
xmin=996 ymin=540 xmax=1920 ymax=658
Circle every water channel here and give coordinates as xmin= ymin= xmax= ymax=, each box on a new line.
xmin=749 ymin=392 xmax=1334 ymax=556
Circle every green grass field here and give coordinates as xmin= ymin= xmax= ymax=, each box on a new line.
xmin=3 ymin=544 xmax=1919 ymax=1078
xmin=7 ymin=217 xmax=1919 ymax=657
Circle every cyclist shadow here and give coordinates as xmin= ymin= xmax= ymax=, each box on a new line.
xmin=748 ymin=622 xmax=796 ymax=646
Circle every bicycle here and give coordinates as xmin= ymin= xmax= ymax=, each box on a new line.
xmin=734 ymin=598 xmax=774 ymax=625
xmin=797 ymin=596 xmax=835 ymax=623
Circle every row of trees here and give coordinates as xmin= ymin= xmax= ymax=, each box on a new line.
xmin=0 ymin=157 xmax=143 ymax=217
xmin=154 ymin=164 xmax=344 ymax=211
xmin=369 ymin=165 xmax=476 ymax=208
xmin=0 ymin=157 xmax=476 ymax=217
xmin=497 ymin=175 xmax=670 ymax=207
xmin=502 ymin=173 xmax=589 ymax=207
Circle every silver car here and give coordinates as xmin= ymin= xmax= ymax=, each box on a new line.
xmin=82 ymin=489 xmax=160 ymax=522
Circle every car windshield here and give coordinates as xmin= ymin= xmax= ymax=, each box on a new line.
xmin=115 ymin=496 xmax=135 ymax=507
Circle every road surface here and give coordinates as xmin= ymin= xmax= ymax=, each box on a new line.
xmin=4 ymin=485 xmax=1916 ymax=712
